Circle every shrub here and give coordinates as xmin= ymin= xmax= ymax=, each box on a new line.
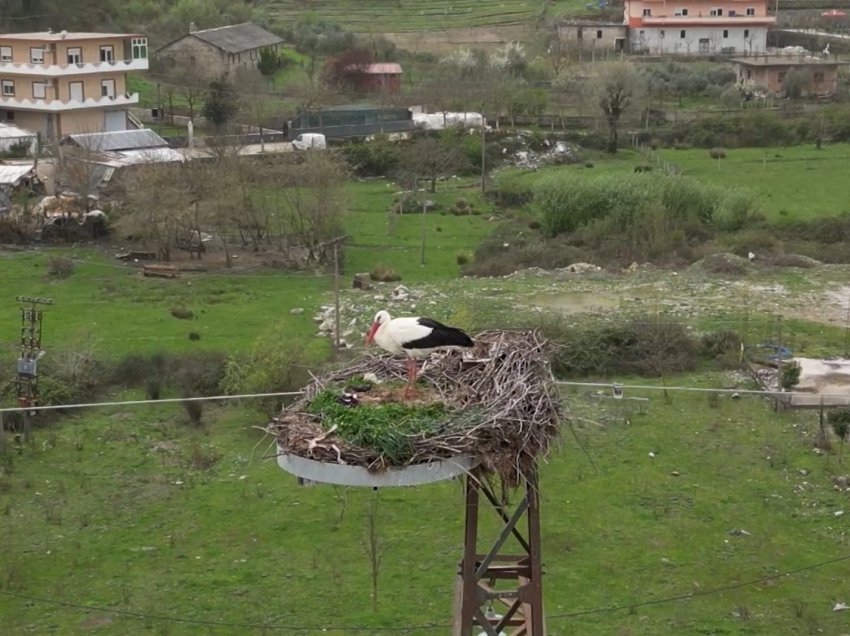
xmin=345 ymin=140 xmax=398 ymax=177
xmin=456 ymin=253 xmax=469 ymax=266
xmin=709 ymin=147 xmax=727 ymax=159
xmin=47 ymin=256 xmax=75 ymax=278
xmin=548 ymin=319 xmax=699 ymax=377
xmin=188 ymin=331 xmax=201 ymax=341
xmin=170 ymin=308 xmax=194 ymax=320
xmin=370 ymin=263 xmax=402 ymax=282
xmin=182 ymin=399 xmax=204 ymax=426
xmin=780 ymin=360 xmax=802 ymax=391
xmin=698 ymin=252 xmax=751 ymax=276
xmin=221 ymin=335 xmax=315 ymax=414
xmin=701 ymin=329 xmax=742 ymax=359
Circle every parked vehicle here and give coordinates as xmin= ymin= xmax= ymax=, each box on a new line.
xmin=291 ymin=133 xmax=326 ymax=150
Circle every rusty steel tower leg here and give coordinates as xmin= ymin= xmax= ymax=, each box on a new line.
xmin=456 ymin=467 xmax=545 ymax=636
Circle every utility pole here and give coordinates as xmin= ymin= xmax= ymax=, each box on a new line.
xmin=420 ymin=193 xmax=427 ymax=267
xmin=480 ymin=118 xmax=486 ymax=194
xmin=333 ymin=241 xmax=341 ymax=350
xmin=14 ymin=295 xmax=52 ymax=443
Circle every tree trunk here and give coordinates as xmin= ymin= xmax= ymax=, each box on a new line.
xmin=607 ymin=117 xmax=619 ymax=154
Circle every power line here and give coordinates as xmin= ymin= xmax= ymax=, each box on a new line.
xmin=0 ymin=391 xmax=303 ymax=414
xmin=556 ymin=380 xmax=850 ymax=401
xmin=0 ymin=589 xmax=448 ymax=632
xmin=548 ymin=553 xmax=850 ymax=620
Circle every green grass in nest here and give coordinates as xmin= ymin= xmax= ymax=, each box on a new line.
xmin=307 ymin=389 xmax=449 ymax=463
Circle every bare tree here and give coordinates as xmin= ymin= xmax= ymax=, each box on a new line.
xmin=595 ymin=62 xmax=647 ymax=153
xmin=277 ymin=152 xmax=348 ymax=265
xmin=393 ymin=137 xmax=469 ymax=193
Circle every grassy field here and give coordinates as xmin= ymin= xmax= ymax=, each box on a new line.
xmin=660 ymin=144 xmax=850 ymax=222
xmin=268 ymin=0 xmax=541 ymax=32
xmin=4 ymin=377 xmax=850 ymax=633
xmin=6 ymin=141 xmax=850 ymax=632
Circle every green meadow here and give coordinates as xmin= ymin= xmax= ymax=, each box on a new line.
xmin=4 ymin=152 xmax=850 ymax=634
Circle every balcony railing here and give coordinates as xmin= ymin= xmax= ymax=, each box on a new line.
xmin=638 ymin=15 xmax=777 ymax=24
xmin=0 ymin=92 xmax=139 ymax=111
xmin=0 ymin=58 xmax=148 ymax=76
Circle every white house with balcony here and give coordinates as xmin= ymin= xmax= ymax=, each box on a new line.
xmin=624 ymin=0 xmax=776 ymax=55
xmin=0 ymin=31 xmax=148 ymax=139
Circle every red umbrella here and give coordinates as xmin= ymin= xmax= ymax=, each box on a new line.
xmin=821 ymin=9 xmax=847 ymax=17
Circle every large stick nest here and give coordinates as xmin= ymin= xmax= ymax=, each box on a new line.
xmin=268 ymin=330 xmax=561 ymax=485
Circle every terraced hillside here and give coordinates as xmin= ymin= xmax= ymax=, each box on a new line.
xmin=267 ymin=0 xmax=548 ymax=33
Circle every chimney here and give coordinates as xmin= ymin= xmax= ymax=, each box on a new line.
xmin=189 ymin=21 xmax=197 ymax=34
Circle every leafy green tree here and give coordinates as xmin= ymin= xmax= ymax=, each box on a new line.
xmin=203 ymin=78 xmax=237 ymax=128
xmin=828 ymin=409 xmax=850 ymax=463
xmin=257 ymin=46 xmax=282 ymax=78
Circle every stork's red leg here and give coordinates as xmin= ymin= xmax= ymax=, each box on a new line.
xmin=404 ymin=358 xmax=416 ymax=399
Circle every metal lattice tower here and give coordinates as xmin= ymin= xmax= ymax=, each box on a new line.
xmin=455 ymin=467 xmax=545 ymax=635
xmin=14 ymin=295 xmax=52 ymax=411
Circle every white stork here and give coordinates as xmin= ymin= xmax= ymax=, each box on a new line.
xmin=365 ymin=310 xmax=474 ymax=397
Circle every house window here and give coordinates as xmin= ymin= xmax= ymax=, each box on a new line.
xmin=778 ymin=71 xmax=786 ymax=83
xmin=100 ymin=45 xmax=114 ymax=63
xmin=1 ymin=80 xmax=15 ymax=96
xmin=682 ymin=8 xmax=688 ymax=15
xmin=680 ymin=30 xmax=686 ymax=38
xmin=30 ymin=47 xmax=44 ymax=64
xmin=660 ymin=29 xmax=665 ymax=37
xmin=577 ymin=27 xmax=583 ymax=39
xmin=744 ymin=29 xmax=750 ymax=38
xmin=747 ymin=70 xmax=752 ymax=79
xmin=723 ymin=29 xmax=729 ymax=38
xmin=101 ymin=78 xmax=115 ymax=98
xmin=0 ymin=46 xmax=11 ymax=62
xmin=69 ymin=81 xmax=83 ymax=101
xmin=67 ymin=47 xmax=82 ymax=64
xmin=746 ymin=7 xmax=755 ymax=15
xmin=4 ymin=110 xmax=14 ymax=121
xmin=643 ymin=8 xmax=651 ymax=16
xmin=32 ymin=81 xmax=47 ymax=98
xmin=131 ymin=37 xmax=148 ymax=59
xmin=597 ymin=30 xmax=603 ymax=38
xmin=710 ymin=8 xmax=724 ymax=16
xmin=814 ymin=71 xmax=825 ymax=82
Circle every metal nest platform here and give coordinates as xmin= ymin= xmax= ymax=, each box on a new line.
xmin=276 ymin=448 xmax=478 ymax=487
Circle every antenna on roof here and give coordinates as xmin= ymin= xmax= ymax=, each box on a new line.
xmin=47 ymin=28 xmax=53 ymax=34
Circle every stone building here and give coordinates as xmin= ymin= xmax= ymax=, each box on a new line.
xmin=154 ymin=22 xmax=284 ymax=79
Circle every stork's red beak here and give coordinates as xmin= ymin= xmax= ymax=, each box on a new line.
xmin=365 ymin=321 xmax=379 ymax=344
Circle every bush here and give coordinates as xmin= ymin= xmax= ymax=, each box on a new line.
xmin=701 ymin=329 xmax=742 ymax=359
xmin=780 ymin=361 xmax=802 ymax=391
xmin=370 ymin=263 xmax=402 ymax=282
xmin=47 ymin=256 xmax=75 ymax=278
xmin=182 ymin=399 xmax=204 ymax=426
xmin=221 ymin=336 xmax=315 ymax=414
xmin=345 ymin=140 xmax=398 ymax=177
xmin=456 ymin=253 xmax=470 ymax=266
xmin=548 ymin=319 xmax=699 ymax=377
xmin=170 ymin=308 xmax=194 ymax=320
xmin=709 ymin=147 xmax=727 ymax=159
xmin=188 ymin=331 xmax=201 ymax=341
xmin=698 ymin=252 xmax=751 ymax=276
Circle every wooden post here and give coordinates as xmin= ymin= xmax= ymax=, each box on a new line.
xmin=458 ymin=472 xmax=480 ymax=636
xmin=480 ymin=121 xmax=486 ymax=194
xmin=333 ymin=242 xmax=341 ymax=350
xmin=420 ymin=195 xmax=427 ymax=267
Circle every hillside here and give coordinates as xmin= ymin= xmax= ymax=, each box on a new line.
xmin=266 ymin=0 xmax=583 ymax=33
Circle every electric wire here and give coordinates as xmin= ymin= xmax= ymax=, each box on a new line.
xmin=556 ymin=380 xmax=850 ymax=400
xmin=547 ymin=553 xmax=850 ymax=620
xmin=0 ymin=390 xmax=304 ymax=414
xmin=0 ymin=589 xmax=449 ymax=632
